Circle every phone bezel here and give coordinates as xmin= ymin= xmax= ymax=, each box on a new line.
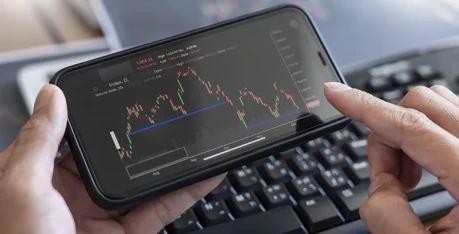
xmin=51 ymin=4 xmax=351 ymax=209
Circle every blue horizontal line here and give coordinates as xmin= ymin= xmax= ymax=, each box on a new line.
xmin=129 ymin=101 xmax=227 ymax=136
xmin=247 ymin=109 xmax=301 ymax=129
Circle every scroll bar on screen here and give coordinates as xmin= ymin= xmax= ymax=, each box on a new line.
xmin=203 ymin=137 xmax=266 ymax=161
xmin=110 ymin=131 xmax=121 ymax=150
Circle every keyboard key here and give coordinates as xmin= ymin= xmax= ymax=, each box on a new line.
xmin=350 ymin=122 xmax=371 ymax=138
xmin=430 ymin=79 xmax=451 ymax=89
xmin=386 ymin=97 xmax=403 ymax=104
xmin=187 ymin=206 xmax=305 ymax=234
xmin=287 ymin=176 xmax=321 ymax=200
xmin=381 ymin=89 xmax=404 ymax=103
xmin=297 ymin=196 xmax=344 ymax=233
xmin=316 ymin=148 xmax=347 ymax=168
xmin=168 ymin=210 xmax=201 ymax=234
xmin=408 ymin=169 xmax=443 ymax=200
xmin=327 ymin=130 xmax=356 ymax=144
xmin=192 ymin=200 xmax=205 ymax=209
xmin=258 ymin=184 xmax=293 ymax=209
xmin=416 ymin=64 xmax=440 ymax=80
xmin=345 ymin=160 xmax=370 ymax=184
xmin=333 ymin=184 xmax=369 ymax=221
xmin=259 ymin=160 xmax=292 ymax=184
xmin=288 ymin=153 xmax=319 ymax=176
xmin=196 ymin=200 xmax=232 ymax=227
xmin=368 ymin=76 xmax=392 ymax=91
xmin=230 ymin=167 xmax=263 ymax=192
xmin=393 ymin=71 xmax=416 ymax=85
xmin=317 ymin=169 xmax=349 ymax=190
xmin=227 ymin=192 xmax=263 ymax=218
xmin=303 ymin=138 xmax=327 ymax=151
xmin=250 ymin=157 xmax=273 ymax=168
xmin=205 ymin=178 xmax=234 ymax=201
xmin=344 ymin=139 xmax=368 ymax=161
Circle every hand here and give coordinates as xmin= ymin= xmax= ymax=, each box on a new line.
xmin=0 ymin=85 xmax=225 ymax=234
xmin=325 ymin=82 xmax=459 ymax=234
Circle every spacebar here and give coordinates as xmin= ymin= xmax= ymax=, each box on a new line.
xmin=188 ymin=206 xmax=306 ymax=234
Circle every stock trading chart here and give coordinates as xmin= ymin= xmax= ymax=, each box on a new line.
xmin=118 ymin=65 xmax=303 ymax=163
xmin=112 ymin=27 xmax=313 ymax=178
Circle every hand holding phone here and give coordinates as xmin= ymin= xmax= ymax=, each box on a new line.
xmin=51 ymin=5 xmax=349 ymax=209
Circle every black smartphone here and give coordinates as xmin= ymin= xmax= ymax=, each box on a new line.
xmin=51 ymin=5 xmax=350 ymax=209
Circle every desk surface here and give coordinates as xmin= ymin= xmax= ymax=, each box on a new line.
xmin=0 ymin=0 xmax=101 ymax=52
xmin=0 ymin=0 xmax=102 ymax=148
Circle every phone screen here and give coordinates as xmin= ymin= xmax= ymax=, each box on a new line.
xmin=59 ymin=7 xmax=343 ymax=198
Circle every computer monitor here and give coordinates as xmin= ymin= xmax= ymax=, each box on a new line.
xmin=92 ymin=0 xmax=459 ymax=68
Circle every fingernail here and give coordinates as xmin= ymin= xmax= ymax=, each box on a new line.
xmin=368 ymin=173 xmax=388 ymax=197
xmin=324 ymin=82 xmax=351 ymax=90
xmin=33 ymin=85 xmax=55 ymax=113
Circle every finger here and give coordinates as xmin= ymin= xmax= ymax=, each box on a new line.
xmin=324 ymin=82 xmax=459 ymax=200
xmin=430 ymin=85 xmax=459 ymax=108
xmin=5 ymin=85 xmax=67 ymax=182
xmin=120 ymin=174 xmax=226 ymax=234
xmin=367 ymin=134 xmax=421 ymax=190
xmin=398 ymin=86 xmax=459 ymax=137
xmin=429 ymin=206 xmax=459 ymax=233
xmin=367 ymin=133 xmax=400 ymax=179
xmin=399 ymin=152 xmax=422 ymax=190
xmin=360 ymin=173 xmax=428 ymax=234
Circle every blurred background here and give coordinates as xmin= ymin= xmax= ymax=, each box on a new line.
xmin=1 ymin=1 xmax=459 ymax=233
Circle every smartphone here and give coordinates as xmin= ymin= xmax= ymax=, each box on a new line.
xmin=51 ymin=5 xmax=350 ymax=209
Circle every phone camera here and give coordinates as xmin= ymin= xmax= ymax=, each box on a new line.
xmin=289 ymin=20 xmax=298 ymax=28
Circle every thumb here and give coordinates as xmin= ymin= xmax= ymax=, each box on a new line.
xmin=359 ymin=173 xmax=428 ymax=234
xmin=5 ymin=85 xmax=67 ymax=182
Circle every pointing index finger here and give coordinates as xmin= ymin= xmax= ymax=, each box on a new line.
xmin=324 ymin=82 xmax=459 ymax=200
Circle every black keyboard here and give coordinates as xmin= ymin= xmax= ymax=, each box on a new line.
xmin=157 ymin=45 xmax=459 ymax=234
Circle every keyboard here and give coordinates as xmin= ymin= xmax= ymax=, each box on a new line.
xmin=157 ymin=44 xmax=459 ymax=234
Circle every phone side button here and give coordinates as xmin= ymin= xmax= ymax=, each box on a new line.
xmin=187 ymin=206 xmax=306 ymax=234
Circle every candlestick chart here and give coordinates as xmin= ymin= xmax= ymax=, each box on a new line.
xmin=117 ymin=66 xmax=305 ymax=161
